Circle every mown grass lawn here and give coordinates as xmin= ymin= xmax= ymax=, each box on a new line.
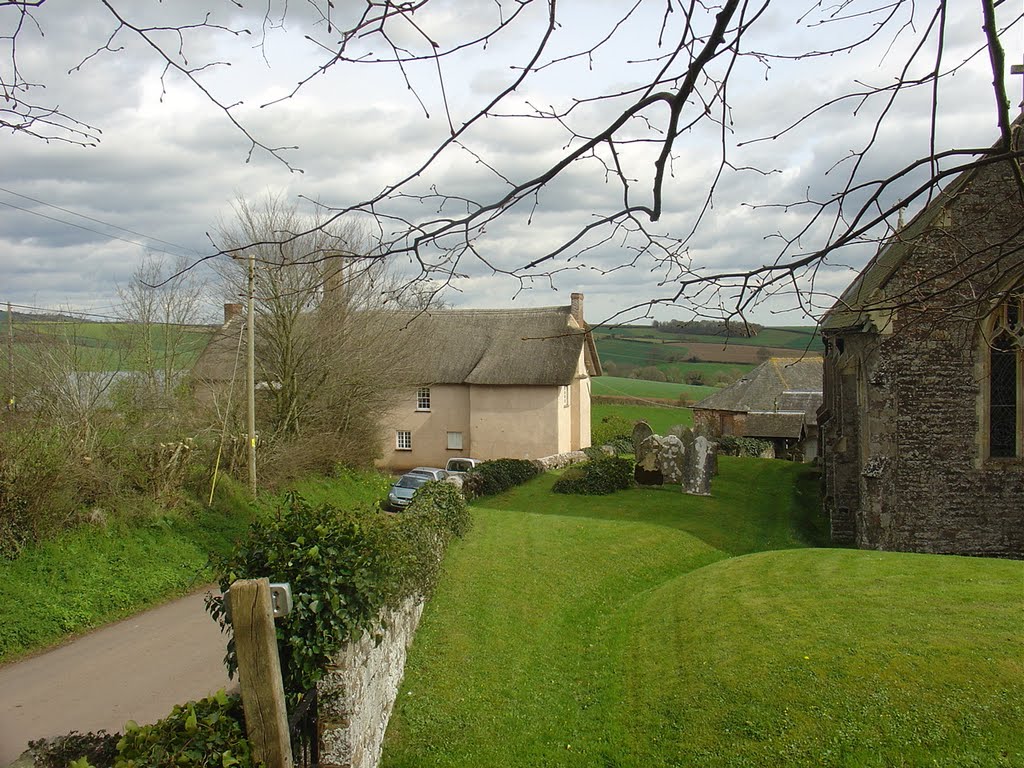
xmin=382 ymin=459 xmax=1024 ymax=767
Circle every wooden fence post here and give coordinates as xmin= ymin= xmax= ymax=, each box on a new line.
xmin=230 ymin=578 xmax=293 ymax=768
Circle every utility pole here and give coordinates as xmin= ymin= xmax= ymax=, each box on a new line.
xmin=247 ymin=250 xmax=257 ymax=496
xmin=6 ymin=301 xmax=13 ymax=412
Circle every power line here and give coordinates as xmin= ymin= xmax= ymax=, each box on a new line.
xmin=0 ymin=199 xmax=196 ymax=261
xmin=2 ymin=301 xmax=213 ymax=327
xmin=0 ymin=186 xmax=195 ymax=254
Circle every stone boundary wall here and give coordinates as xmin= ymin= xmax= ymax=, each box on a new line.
xmin=314 ymin=451 xmax=600 ymax=768
xmin=317 ymin=597 xmax=424 ymax=768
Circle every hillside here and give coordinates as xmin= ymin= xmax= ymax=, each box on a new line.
xmin=5 ymin=318 xmax=214 ymax=372
xmin=593 ymin=324 xmax=822 ymax=385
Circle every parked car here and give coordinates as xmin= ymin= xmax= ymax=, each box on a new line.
xmin=444 ymin=458 xmax=482 ymax=475
xmin=387 ymin=472 xmax=433 ymax=511
xmin=407 ymin=466 xmax=449 ymax=481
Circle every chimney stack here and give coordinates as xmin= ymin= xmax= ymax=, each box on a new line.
xmin=224 ymin=303 xmax=243 ymax=324
xmin=570 ymin=292 xmax=584 ymax=326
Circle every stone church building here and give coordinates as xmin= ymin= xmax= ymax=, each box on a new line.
xmin=820 ymin=124 xmax=1024 ymax=559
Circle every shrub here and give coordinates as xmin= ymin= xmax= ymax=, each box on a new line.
xmin=461 ymin=458 xmax=540 ymax=499
xmin=114 ymin=690 xmax=256 ymax=768
xmin=0 ymin=425 xmax=77 ymax=557
xmin=393 ymin=481 xmax=473 ymax=599
xmin=715 ymin=435 xmax=772 ymax=457
xmin=552 ymin=456 xmax=633 ymax=495
xmin=684 ymin=371 xmax=706 ymax=385
xmin=209 ymin=486 xmax=470 ymax=694
xmin=591 ymin=413 xmax=632 ymax=448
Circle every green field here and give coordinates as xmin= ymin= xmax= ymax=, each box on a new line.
xmin=592 ymin=403 xmax=692 ymax=435
xmin=10 ymin=320 xmax=213 ymax=372
xmin=592 ymin=375 xmax=716 ymax=402
xmin=596 ymin=324 xmax=823 ymax=351
xmin=382 ymin=462 xmax=1024 ymax=767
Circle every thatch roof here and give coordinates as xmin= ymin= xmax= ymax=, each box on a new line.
xmin=692 ymin=357 xmax=822 ymax=423
xmin=190 ymin=304 xmax=601 ymax=388
xmin=821 ymin=116 xmax=1024 ymax=332
xmin=384 ymin=306 xmax=600 ymax=386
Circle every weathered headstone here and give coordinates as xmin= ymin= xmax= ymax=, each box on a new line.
xmin=683 ymin=435 xmax=718 ymax=496
xmin=658 ymin=434 xmax=686 ymax=485
xmin=632 ymin=421 xmax=654 ymax=458
xmin=635 ymin=434 xmax=664 ymax=485
xmin=667 ymin=424 xmax=688 ymax=439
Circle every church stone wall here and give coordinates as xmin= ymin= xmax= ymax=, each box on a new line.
xmin=822 ymin=156 xmax=1024 ymax=559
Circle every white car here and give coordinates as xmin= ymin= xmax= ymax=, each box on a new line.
xmin=444 ymin=458 xmax=481 ymax=475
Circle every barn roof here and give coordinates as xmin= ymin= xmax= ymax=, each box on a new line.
xmin=743 ymin=411 xmax=806 ymax=439
xmin=691 ymin=357 xmax=822 ymax=421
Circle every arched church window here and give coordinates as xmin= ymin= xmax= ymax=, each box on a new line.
xmin=988 ymin=290 xmax=1024 ymax=458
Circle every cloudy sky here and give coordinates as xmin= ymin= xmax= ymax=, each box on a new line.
xmin=3 ymin=0 xmax=1022 ymax=326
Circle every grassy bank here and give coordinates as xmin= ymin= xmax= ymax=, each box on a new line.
xmin=0 ymin=470 xmax=391 ymax=663
xmin=382 ymin=460 xmax=1023 ymax=767
xmin=0 ymin=482 xmax=255 ymax=662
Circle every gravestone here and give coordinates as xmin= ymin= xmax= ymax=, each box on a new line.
xmin=635 ymin=434 xmax=664 ymax=485
xmin=658 ymin=435 xmax=686 ymax=485
xmin=632 ymin=421 xmax=654 ymax=458
xmin=667 ymin=424 xmax=688 ymax=439
xmin=683 ymin=435 xmax=718 ymax=496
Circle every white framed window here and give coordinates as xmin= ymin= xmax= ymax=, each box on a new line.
xmin=447 ymin=431 xmax=463 ymax=451
xmin=562 ymin=385 xmax=570 ymax=408
xmin=396 ymin=430 xmax=412 ymax=450
xmin=416 ymin=387 xmax=431 ymax=411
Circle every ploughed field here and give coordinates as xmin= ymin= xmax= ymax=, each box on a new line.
xmin=381 ymin=458 xmax=1024 ymax=768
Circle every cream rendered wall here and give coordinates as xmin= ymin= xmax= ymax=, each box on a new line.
xmin=468 ymin=385 xmax=566 ymax=459
xmin=380 ymin=349 xmax=595 ymax=469
xmin=570 ymin=348 xmax=592 ymax=451
xmin=381 ymin=384 xmax=471 ymax=471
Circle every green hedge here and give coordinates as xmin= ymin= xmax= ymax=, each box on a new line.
xmin=715 ymin=435 xmax=772 ymax=457
xmin=208 ymin=481 xmax=470 ymax=694
xmin=461 ymin=458 xmax=540 ymax=499
xmin=552 ymin=456 xmax=633 ymax=495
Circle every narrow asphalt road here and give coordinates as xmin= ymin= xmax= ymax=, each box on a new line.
xmin=0 ymin=589 xmax=234 ymax=766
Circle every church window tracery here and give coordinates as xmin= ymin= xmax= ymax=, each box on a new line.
xmin=988 ymin=290 xmax=1024 ymax=458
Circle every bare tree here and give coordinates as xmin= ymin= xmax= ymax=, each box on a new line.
xmin=4 ymin=1 xmax=1024 ymax=321
xmin=117 ymin=253 xmax=205 ymax=400
xmin=214 ymin=194 xmax=429 ymax=474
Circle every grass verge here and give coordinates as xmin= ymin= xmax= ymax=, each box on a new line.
xmin=0 ymin=469 xmax=392 ymax=664
xmin=382 ymin=459 xmax=1023 ymax=767
xmin=0 ymin=482 xmax=255 ymax=662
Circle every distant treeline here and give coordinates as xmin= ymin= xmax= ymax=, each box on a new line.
xmin=651 ymin=319 xmax=763 ymax=337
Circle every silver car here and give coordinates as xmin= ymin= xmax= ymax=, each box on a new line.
xmin=408 ymin=466 xmax=449 ymax=481
xmin=387 ymin=472 xmax=432 ymax=510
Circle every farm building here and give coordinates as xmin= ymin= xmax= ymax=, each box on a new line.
xmin=819 ymin=120 xmax=1024 ymax=558
xmin=691 ymin=357 xmax=822 ymax=461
